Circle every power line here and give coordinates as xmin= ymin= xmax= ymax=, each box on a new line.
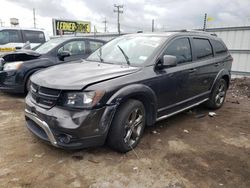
xmin=113 ymin=4 xmax=123 ymax=35
xmin=102 ymin=18 xmax=108 ymax=32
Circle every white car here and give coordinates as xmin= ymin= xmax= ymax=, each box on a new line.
xmin=0 ymin=27 xmax=50 ymax=53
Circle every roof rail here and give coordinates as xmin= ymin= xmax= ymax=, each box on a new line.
xmin=164 ymin=29 xmax=218 ymax=37
xmin=177 ymin=29 xmax=218 ymax=37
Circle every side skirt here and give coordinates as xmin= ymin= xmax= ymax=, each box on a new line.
xmin=156 ymin=98 xmax=209 ymax=122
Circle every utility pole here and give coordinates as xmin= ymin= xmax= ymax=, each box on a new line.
xmin=114 ymin=4 xmax=123 ymax=35
xmin=0 ymin=19 xmax=4 ymax=27
xmin=152 ymin=19 xmax=154 ymax=32
xmin=203 ymin=13 xmax=207 ymax=31
xmin=103 ymin=18 xmax=108 ymax=32
xmin=33 ymin=8 xmax=36 ymax=28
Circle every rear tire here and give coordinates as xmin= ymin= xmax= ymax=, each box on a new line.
xmin=107 ymin=99 xmax=146 ymax=153
xmin=206 ymin=79 xmax=227 ymax=109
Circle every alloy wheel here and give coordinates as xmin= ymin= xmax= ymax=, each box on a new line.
xmin=124 ymin=107 xmax=144 ymax=147
xmin=215 ymin=82 xmax=226 ymax=106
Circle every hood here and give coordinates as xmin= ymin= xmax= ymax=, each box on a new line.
xmin=0 ymin=49 xmax=41 ymax=62
xmin=31 ymin=61 xmax=141 ymax=90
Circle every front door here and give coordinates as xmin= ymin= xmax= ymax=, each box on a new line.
xmin=156 ymin=37 xmax=193 ymax=117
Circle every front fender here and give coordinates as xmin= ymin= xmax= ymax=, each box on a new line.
xmin=107 ymin=84 xmax=158 ymax=126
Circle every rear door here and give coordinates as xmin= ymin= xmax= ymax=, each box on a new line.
xmin=187 ymin=37 xmax=217 ymax=99
xmin=22 ymin=30 xmax=46 ymax=48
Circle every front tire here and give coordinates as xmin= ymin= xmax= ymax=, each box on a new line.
xmin=206 ymin=78 xmax=227 ymax=109
xmin=107 ymin=99 xmax=146 ymax=153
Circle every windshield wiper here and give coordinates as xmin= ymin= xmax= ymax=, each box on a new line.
xmin=97 ymin=47 xmax=104 ymax=62
xmin=117 ymin=45 xmax=130 ymax=65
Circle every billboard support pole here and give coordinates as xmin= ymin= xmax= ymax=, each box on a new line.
xmin=203 ymin=13 xmax=207 ymax=31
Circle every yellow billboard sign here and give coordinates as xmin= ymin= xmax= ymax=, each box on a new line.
xmin=53 ymin=19 xmax=91 ymax=35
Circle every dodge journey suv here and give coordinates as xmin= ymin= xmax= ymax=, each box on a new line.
xmin=25 ymin=31 xmax=233 ymax=152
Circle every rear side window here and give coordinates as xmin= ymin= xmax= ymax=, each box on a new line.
xmin=89 ymin=41 xmax=104 ymax=53
xmin=164 ymin=38 xmax=192 ymax=64
xmin=23 ymin=30 xmax=45 ymax=43
xmin=211 ymin=40 xmax=227 ymax=55
xmin=193 ymin=38 xmax=213 ymax=60
xmin=0 ymin=30 xmax=22 ymax=44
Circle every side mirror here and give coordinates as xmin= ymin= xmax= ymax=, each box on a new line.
xmin=163 ymin=55 xmax=177 ymax=67
xmin=58 ymin=51 xmax=71 ymax=61
xmin=22 ymin=41 xmax=31 ymax=50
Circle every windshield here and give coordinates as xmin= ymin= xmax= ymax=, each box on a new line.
xmin=87 ymin=35 xmax=166 ymax=66
xmin=35 ymin=38 xmax=67 ymax=54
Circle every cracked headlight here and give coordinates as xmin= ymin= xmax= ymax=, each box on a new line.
xmin=60 ymin=91 xmax=105 ymax=108
xmin=3 ymin=61 xmax=24 ymax=71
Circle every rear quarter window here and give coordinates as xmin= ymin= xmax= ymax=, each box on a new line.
xmin=211 ymin=40 xmax=228 ymax=55
xmin=193 ymin=38 xmax=213 ymax=60
xmin=23 ymin=30 xmax=45 ymax=43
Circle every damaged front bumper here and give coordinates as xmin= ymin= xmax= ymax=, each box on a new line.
xmin=0 ymin=70 xmax=24 ymax=93
xmin=25 ymin=93 xmax=117 ymax=149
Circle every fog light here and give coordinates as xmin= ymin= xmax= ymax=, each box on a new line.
xmin=58 ymin=134 xmax=71 ymax=144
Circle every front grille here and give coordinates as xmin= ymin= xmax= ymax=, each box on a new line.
xmin=30 ymin=82 xmax=61 ymax=109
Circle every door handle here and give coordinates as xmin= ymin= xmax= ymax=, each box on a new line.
xmin=214 ymin=62 xmax=219 ymax=67
xmin=189 ymin=68 xmax=197 ymax=73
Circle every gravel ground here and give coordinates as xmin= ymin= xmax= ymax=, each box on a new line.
xmin=0 ymin=78 xmax=250 ymax=188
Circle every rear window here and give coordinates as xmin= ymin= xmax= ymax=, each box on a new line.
xmin=0 ymin=30 xmax=22 ymax=44
xmin=23 ymin=30 xmax=45 ymax=43
xmin=211 ymin=40 xmax=227 ymax=55
xmin=193 ymin=38 xmax=213 ymax=60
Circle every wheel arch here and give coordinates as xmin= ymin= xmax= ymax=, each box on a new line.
xmin=24 ymin=67 xmax=45 ymax=91
xmin=107 ymin=84 xmax=158 ymax=126
xmin=211 ymin=69 xmax=231 ymax=91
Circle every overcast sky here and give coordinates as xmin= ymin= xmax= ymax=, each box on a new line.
xmin=0 ymin=0 xmax=250 ymax=35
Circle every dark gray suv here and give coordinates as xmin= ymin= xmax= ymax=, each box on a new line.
xmin=25 ymin=31 xmax=233 ymax=152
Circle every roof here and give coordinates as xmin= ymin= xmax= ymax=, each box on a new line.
xmin=49 ymin=36 xmax=105 ymax=42
xmin=0 ymin=27 xmax=46 ymax=32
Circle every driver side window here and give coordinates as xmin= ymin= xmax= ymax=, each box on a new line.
xmin=164 ymin=38 xmax=192 ymax=64
xmin=58 ymin=40 xmax=86 ymax=55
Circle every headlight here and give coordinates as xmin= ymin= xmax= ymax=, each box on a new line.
xmin=3 ymin=61 xmax=24 ymax=71
xmin=60 ymin=91 xmax=105 ymax=108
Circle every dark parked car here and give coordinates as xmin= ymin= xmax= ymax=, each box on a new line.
xmin=0 ymin=37 xmax=105 ymax=93
xmin=25 ymin=31 xmax=233 ymax=152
